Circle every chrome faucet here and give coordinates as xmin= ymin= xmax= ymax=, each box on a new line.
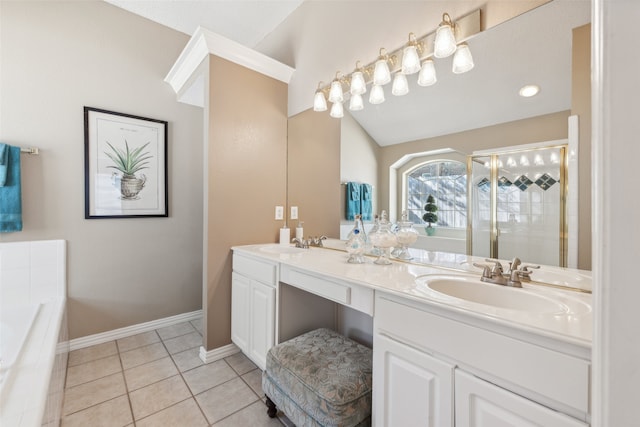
xmin=292 ymin=235 xmax=327 ymax=249
xmin=474 ymin=257 xmax=539 ymax=288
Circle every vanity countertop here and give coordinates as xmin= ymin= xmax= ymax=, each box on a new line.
xmin=232 ymin=240 xmax=592 ymax=350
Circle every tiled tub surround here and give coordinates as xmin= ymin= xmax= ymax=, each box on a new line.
xmin=0 ymin=240 xmax=68 ymax=427
xmin=61 ymin=320 xmax=292 ymax=427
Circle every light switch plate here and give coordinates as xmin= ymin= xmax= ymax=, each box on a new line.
xmin=290 ymin=206 xmax=298 ymax=220
xmin=275 ymin=206 xmax=284 ymax=220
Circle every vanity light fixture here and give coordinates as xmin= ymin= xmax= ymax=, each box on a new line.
xmin=417 ymin=59 xmax=437 ymax=86
xmin=330 ymin=101 xmax=344 ymax=118
xmin=369 ymin=84 xmax=385 ymax=104
xmin=434 ymin=13 xmax=457 ymax=58
xmin=350 ymin=62 xmax=367 ymax=95
xmin=392 ymin=73 xmax=409 ymax=96
xmin=401 ymin=33 xmax=422 ymax=75
xmin=328 ymin=72 xmax=345 ymax=103
xmin=519 ymin=84 xmax=540 ymax=97
xmin=313 ymin=82 xmax=327 ymax=112
xmin=452 ymin=43 xmax=474 ymax=74
xmin=373 ymin=48 xmax=392 ymax=86
xmin=313 ymin=9 xmax=480 ymax=118
xmin=349 ymin=93 xmax=364 ymax=111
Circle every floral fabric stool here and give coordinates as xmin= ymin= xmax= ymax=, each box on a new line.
xmin=262 ymin=328 xmax=372 ymax=427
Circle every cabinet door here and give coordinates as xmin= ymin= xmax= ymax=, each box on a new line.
xmin=455 ymin=370 xmax=589 ymax=427
xmin=373 ymin=334 xmax=454 ymax=427
xmin=231 ymin=272 xmax=250 ymax=354
xmin=249 ymin=280 xmax=275 ymax=371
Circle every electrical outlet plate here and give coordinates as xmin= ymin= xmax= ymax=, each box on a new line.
xmin=275 ymin=206 xmax=284 ymax=220
xmin=290 ymin=206 xmax=298 ymax=220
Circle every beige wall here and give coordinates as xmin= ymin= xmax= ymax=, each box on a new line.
xmin=572 ymin=24 xmax=592 ymax=270
xmin=204 ymin=56 xmax=288 ymax=349
xmin=0 ymin=1 xmax=204 ymax=339
xmin=287 ymin=108 xmax=341 ymax=239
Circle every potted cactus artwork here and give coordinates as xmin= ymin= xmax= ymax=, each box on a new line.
xmin=422 ymin=194 xmax=438 ymax=236
xmin=105 ymin=140 xmax=152 ymax=200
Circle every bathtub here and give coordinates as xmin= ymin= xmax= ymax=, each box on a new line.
xmin=0 ymin=240 xmax=68 ymax=427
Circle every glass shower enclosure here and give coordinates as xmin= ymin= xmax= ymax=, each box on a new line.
xmin=468 ymin=145 xmax=567 ymax=267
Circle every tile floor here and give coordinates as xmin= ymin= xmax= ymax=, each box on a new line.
xmin=61 ymin=319 xmax=293 ymax=427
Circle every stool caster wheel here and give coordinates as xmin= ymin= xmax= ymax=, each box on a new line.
xmin=265 ymin=396 xmax=277 ymax=418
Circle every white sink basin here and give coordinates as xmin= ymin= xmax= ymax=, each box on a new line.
xmin=259 ymin=244 xmax=306 ymax=254
xmin=416 ymin=275 xmax=589 ymax=314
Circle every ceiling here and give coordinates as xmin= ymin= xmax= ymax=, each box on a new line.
xmin=104 ymin=0 xmax=591 ymax=146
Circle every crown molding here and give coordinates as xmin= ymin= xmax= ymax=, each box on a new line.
xmin=165 ymin=27 xmax=295 ymax=103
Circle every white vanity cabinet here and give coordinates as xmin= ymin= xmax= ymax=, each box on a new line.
xmin=374 ymin=333 xmax=454 ymax=426
xmin=231 ymin=253 xmax=278 ymax=370
xmin=455 ymin=370 xmax=588 ymax=427
xmin=373 ymin=293 xmax=590 ymax=427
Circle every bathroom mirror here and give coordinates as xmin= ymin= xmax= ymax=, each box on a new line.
xmin=335 ymin=0 xmax=592 ymax=270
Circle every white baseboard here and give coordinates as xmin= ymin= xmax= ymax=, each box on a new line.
xmin=199 ymin=343 xmax=240 ymax=363
xmin=69 ymin=310 xmax=203 ymax=351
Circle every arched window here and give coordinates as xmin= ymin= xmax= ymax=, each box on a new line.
xmin=406 ymin=160 xmax=467 ymax=228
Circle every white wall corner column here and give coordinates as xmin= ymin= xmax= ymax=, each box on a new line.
xmin=592 ymin=0 xmax=640 ymax=426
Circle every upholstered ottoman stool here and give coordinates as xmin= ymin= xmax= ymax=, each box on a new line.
xmin=262 ymin=328 xmax=372 ymax=427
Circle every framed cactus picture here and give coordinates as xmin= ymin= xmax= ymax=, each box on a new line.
xmin=84 ymin=107 xmax=168 ymax=218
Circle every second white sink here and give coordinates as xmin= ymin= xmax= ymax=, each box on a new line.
xmin=416 ymin=275 xmax=589 ymax=315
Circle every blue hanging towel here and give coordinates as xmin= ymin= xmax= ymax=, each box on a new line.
xmin=345 ymin=181 xmax=361 ymax=220
xmin=360 ymin=183 xmax=373 ymax=221
xmin=0 ymin=143 xmax=23 ymax=232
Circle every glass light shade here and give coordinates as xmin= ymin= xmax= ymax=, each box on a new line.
xmin=349 ymin=93 xmax=364 ymax=111
xmin=417 ymin=59 xmax=437 ymax=86
xmin=369 ymin=84 xmax=385 ymax=104
xmin=391 ymin=73 xmax=409 ymax=96
xmin=401 ymin=45 xmax=421 ymax=75
xmin=452 ymin=43 xmax=474 ymax=74
xmin=434 ymin=23 xmax=457 ymax=58
xmin=350 ymin=71 xmax=367 ymax=95
xmin=329 ymin=101 xmax=344 ymax=118
xmin=313 ymin=91 xmax=327 ymax=112
xmin=373 ymin=59 xmax=391 ymax=85
xmin=328 ymin=80 xmax=344 ymax=103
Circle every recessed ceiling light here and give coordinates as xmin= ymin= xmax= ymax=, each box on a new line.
xmin=519 ymin=84 xmax=540 ymax=97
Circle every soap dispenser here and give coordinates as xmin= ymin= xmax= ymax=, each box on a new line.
xmin=296 ymin=221 xmax=304 ymax=240
xmin=346 ymin=215 xmax=366 ymax=263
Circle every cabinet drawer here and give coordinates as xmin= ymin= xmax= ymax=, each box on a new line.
xmin=233 ymin=253 xmax=277 ymax=286
xmin=375 ymin=294 xmax=590 ymax=415
xmin=281 ymin=266 xmax=374 ymax=315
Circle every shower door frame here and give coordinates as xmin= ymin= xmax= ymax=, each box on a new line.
xmin=466 ymin=143 xmax=569 ymax=268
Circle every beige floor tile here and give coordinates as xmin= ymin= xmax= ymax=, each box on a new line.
xmin=182 ymin=359 xmax=237 ymax=395
xmin=63 ymin=372 xmax=126 ymax=415
xmin=162 ymin=331 xmax=202 ymax=355
xmin=120 ymin=342 xmax=168 ymax=370
xmin=129 ymin=375 xmax=191 ymax=420
xmin=157 ymin=322 xmax=196 ymax=341
xmin=68 ymin=342 xmax=118 ymax=367
xmin=61 ymin=395 xmax=132 ymax=427
xmin=171 ymin=347 xmax=204 ymax=372
xmin=212 ymin=400 xmax=285 ymax=427
xmin=66 ymin=355 xmax=122 ymax=388
xmin=242 ymin=368 xmax=264 ymax=398
xmin=190 ymin=318 xmax=204 ymax=335
xmin=196 ymin=377 xmax=260 ymax=424
xmin=124 ymin=356 xmax=178 ymax=391
xmin=135 ymin=398 xmax=208 ymax=427
xmin=225 ymin=352 xmax=258 ymax=375
xmin=116 ymin=331 xmax=160 ymax=353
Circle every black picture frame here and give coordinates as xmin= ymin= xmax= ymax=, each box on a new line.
xmin=84 ymin=107 xmax=168 ymax=218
